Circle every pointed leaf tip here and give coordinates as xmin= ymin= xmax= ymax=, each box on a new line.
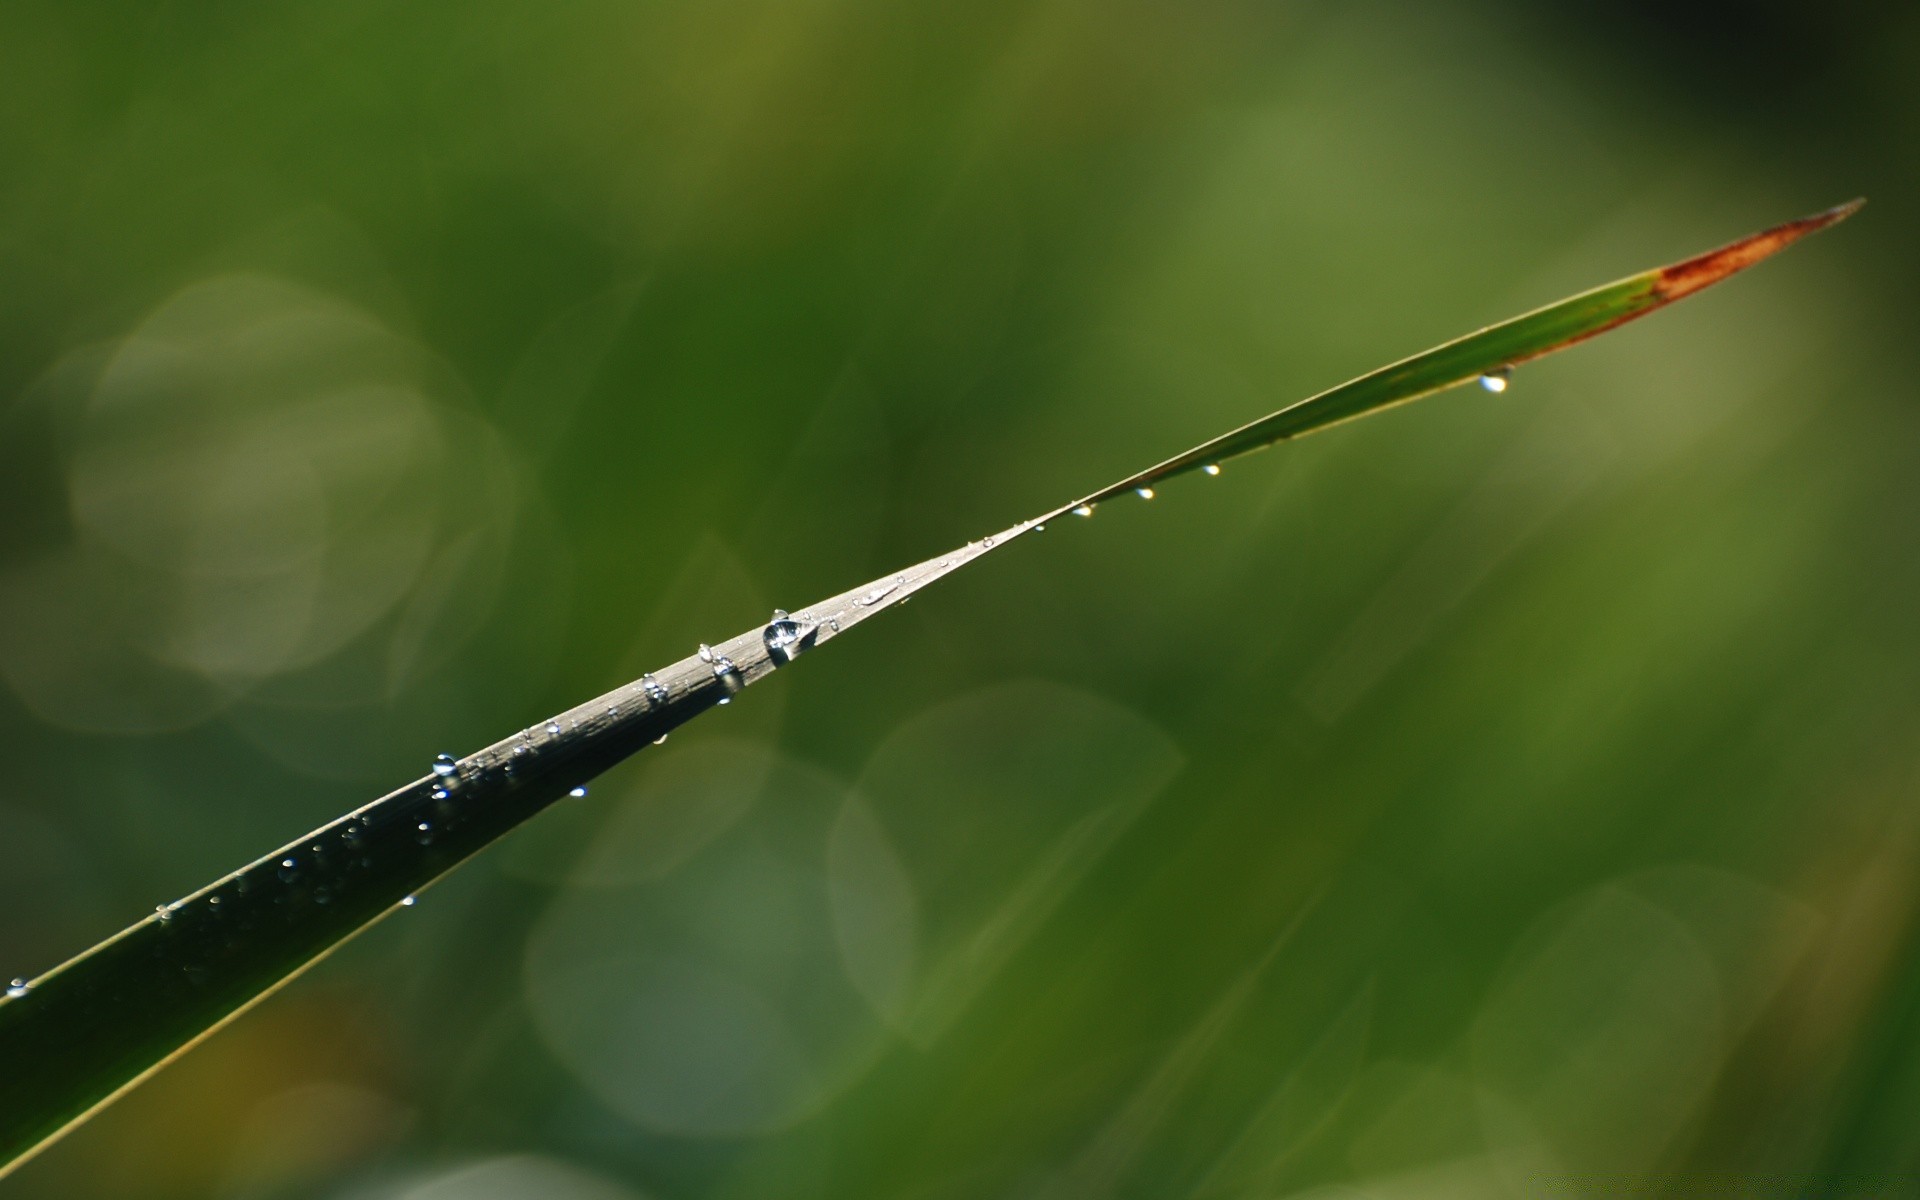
xmin=1654 ymin=198 xmax=1864 ymax=302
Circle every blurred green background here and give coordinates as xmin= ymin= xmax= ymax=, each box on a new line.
xmin=2 ymin=0 xmax=1917 ymax=1196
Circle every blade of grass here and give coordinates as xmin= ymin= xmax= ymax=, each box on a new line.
xmin=1074 ymin=198 xmax=1864 ymax=507
xmin=0 ymin=200 xmax=1859 ymax=1177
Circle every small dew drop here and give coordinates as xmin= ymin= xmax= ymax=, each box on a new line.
xmin=6 ymin=979 xmax=25 ymax=998
xmin=1135 ymin=486 xmax=1155 ymax=500
xmin=569 ymin=786 xmax=588 ymax=798
xmin=1479 ymin=367 xmax=1511 ymax=393
xmin=400 ymin=895 xmax=417 ymax=907
xmin=983 ymin=536 xmax=995 ymax=548
xmin=546 ymin=721 xmax=561 ymax=736
xmin=717 ymin=697 xmax=731 ymax=706
xmin=1073 ymin=504 xmax=1095 ymax=517
xmin=607 ymin=705 xmax=620 ymax=718
xmin=155 ymin=905 xmax=172 ymax=922
xmin=643 ymin=674 xmax=669 ymax=705
xmin=278 ymin=858 xmax=298 ymax=882
xmin=431 ymin=754 xmax=458 ymax=777
xmin=430 ymin=787 xmax=450 ymax=802
xmin=1203 ymin=463 xmax=1221 ymax=476
xmin=711 ymin=654 xmax=736 ymax=678
xmin=698 ymin=643 xmax=714 ymax=663
xmin=1035 ymin=523 xmax=1046 ymax=532
xmin=207 ymin=894 xmax=222 ymax=907
xmin=415 ymin=821 xmax=433 ymax=845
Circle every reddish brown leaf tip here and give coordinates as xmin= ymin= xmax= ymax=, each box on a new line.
xmin=1654 ymin=198 xmax=1865 ymax=302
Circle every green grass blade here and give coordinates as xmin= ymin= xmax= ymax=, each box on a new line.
xmin=0 ymin=200 xmax=1859 ymax=1177
xmin=1071 ymin=199 xmax=1864 ymax=508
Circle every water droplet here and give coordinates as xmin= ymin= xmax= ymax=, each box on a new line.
xmin=828 ymin=617 xmax=841 ymax=631
xmin=1073 ymin=504 xmax=1095 ymax=517
xmin=546 ymin=721 xmax=561 ymax=736
xmin=982 ymin=536 xmax=995 ymax=548
xmin=430 ymin=787 xmax=450 ymax=802
xmin=155 ymin=905 xmax=172 ymax=922
xmin=773 ymin=609 xmax=789 ymax=620
xmin=1479 ymin=367 xmax=1511 ymax=393
xmin=764 ymin=616 xmax=807 ymax=665
xmin=854 ymin=581 xmax=898 ymax=607
xmin=698 ymin=643 xmax=714 ymax=663
xmin=607 ymin=705 xmax=620 ymax=718
xmin=1135 ymin=486 xmax=1155 ymax=500
xmin=278 ymin=858 xmax=298 ymax=882
xmin=717 ymin=697 xmax=731 ymax=705
xmin=643 ymin=674 xmax=669 ymax=705
xmin=1035 ymin=523 xmax=1046 ymax=532
xmin=431 ymin=753 xmax=458 ymax=777
xmin=568 ymin=786 xmax=588 ymax=798
xmin=207 ymin=894 xmax=222 ymax=907
xmin=711 ymin=654 xmax=736 ymax=678
xmin=415 ymin=821 xmax=433 ymax=845
xmin=400 ymin=895 xmax=417 ymax=907
xmin=6 ymin=979 xmax=25 ymax=998
xmin=1203 ymin=463 xmax=1221 ymax=476
xmin=653 ymin=734 xmax=669 ymax=745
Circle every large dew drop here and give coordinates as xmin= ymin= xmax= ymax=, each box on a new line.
xmin=763 ymin=611 xmax=808 ymax=666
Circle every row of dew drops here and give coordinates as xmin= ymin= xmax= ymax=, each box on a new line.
xmin=7 ymin=369 xmax=1521 ymax=1001
xmin=2 ymin=608 xmax=829 ymax=1001
xmin=282 ymin=607 xmax=819 ymax=883
xmin=1066 ymin=367 xmax=1515 ymax=516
